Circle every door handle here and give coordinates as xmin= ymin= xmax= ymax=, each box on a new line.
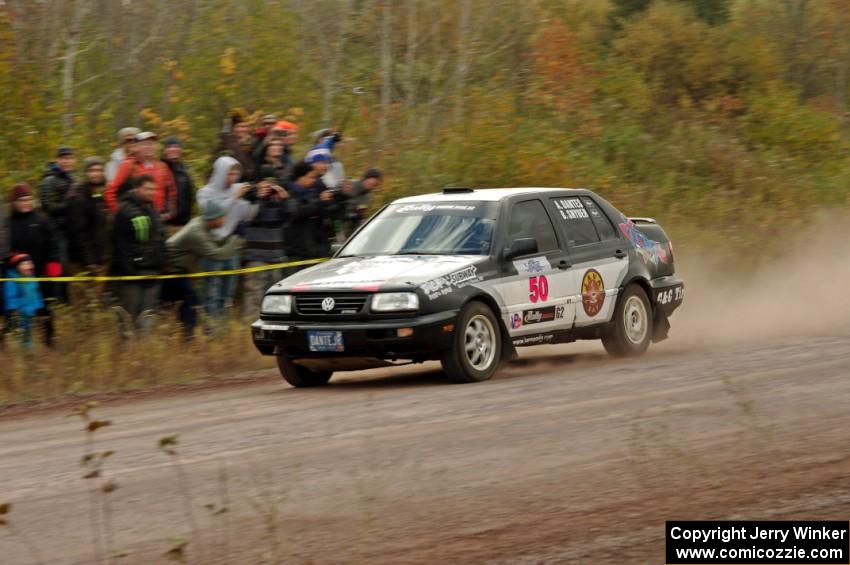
xmin=558 ymin=260 xmax=570 ymax=270
xmin=614 ymin=249 xmax=627 ymax=259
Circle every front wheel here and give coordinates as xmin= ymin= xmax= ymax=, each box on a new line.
xmin=602 ymin=284 xmax=653 ymax=358
xmin=441 ymin=302 xmax=502 ymax=383
xmin=276 ymin=356 xmax=333 ymax=387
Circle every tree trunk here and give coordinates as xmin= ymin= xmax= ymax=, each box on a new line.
xmin=61 ymin=32 xmax=79 ymax=137
xmin=404 ymin=0 xmax=418 ymax=137
xmin=379 ymin=0 xmax=392 ymax=152
xmin=453 ymin=0 xmax=472 ymax=124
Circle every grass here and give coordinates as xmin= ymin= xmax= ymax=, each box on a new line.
xmin=0 ymin=289 xmax=273 ymax=405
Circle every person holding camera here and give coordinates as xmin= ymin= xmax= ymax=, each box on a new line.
xmin=241 ymin=178 xmax=291 ymax=317
xmin=338 ymin=168 xmax=384 ymax=241
xmin=282 ymin=162 xmax=343 ymax=275
xmin=196 ymin=156 xmax=257 ymax=321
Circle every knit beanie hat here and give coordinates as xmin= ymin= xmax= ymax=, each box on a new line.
xmin=202 ymin=200 xmax=226 ymax=221
xmin=10 ymin=183 xmax=33 ymax=202
xmin=305 ymin=148 xmax=331 ymax=163
xmin=7 ymin=253 xmax=33 ymax=268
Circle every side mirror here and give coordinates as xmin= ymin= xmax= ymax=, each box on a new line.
xmin=504 ymin=237 xmax=538 ymax=261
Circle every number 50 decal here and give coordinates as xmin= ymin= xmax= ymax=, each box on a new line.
xmin=529 ymin=275 xmax=549 ymax=303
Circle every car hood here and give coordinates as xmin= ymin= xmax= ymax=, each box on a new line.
xmin=273 ymin=255 xmax=489 ymax=292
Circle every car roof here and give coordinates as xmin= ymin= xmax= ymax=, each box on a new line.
xmin=393 ymin=187 xmax=588 ymax=203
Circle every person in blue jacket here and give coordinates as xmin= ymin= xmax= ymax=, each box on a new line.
xmin=3 ymin=253 xmax=45 ymax=349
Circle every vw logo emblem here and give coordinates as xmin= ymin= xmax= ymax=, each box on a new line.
xmin=321 ymin=297 xmax=336 ymax=312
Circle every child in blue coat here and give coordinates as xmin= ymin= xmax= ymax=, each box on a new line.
xmin=3 ymin=253 xmax=44 ymax=349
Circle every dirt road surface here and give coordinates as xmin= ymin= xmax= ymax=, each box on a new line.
xmin=2 ymin=334 xmax=849 ymax=564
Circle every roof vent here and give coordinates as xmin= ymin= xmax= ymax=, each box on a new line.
xmin=442 ymin=187 xmax=474 ymax=194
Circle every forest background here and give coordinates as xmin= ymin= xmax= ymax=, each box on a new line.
xmin=1 ymin=0 xmax=849 ymax=259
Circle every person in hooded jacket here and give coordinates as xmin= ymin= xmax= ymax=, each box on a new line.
xmin=112 ymin=174 xmax=167 ymax=333
xmin=254 ymin=136 xmax=291 ymax=184
xmin=251 ymin=120 xmax=297 ymax=177
xmin=164 ymin=200 xmax=245 ymax=337
xmin=7 ymin=183 xmax=61 ymax=345
xmin=196 ymin=156 xmax=257 ymax=319
xmin=282 ymin=162 xmax=342 ymax=272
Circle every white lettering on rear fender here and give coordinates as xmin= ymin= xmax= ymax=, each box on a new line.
xmin=656 ymin=286 xmax=684 ymax=305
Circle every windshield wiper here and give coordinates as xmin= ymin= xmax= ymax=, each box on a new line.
xmin=395 ymin=250 xmax=444 ymax=255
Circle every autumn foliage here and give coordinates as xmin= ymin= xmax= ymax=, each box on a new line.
xmin=0 ymin=0 xmax=848 ymax=254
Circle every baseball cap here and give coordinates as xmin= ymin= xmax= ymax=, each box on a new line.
xmin=135 ymin=131 xmax=158 ymax=142
xmin=117 ymin=127 xmax=141 ymax=143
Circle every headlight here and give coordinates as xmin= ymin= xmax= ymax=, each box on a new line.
xmin=261 ymin=294 xmax=292 ymax=314
xmin=371 ymin=292 xmax=420 ymax=312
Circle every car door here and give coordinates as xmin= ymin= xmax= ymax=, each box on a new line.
xmin=493 ymin=198 xmax=575 ymax=338
xmin=548 ymin=195 xmax=629 ymax=327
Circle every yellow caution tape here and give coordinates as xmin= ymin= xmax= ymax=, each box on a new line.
xmin=0 ymin=258 xmax=328 ymax=283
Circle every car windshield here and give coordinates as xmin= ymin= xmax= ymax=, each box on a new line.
xmin=340 ymin=202 xmax=496 ymax=256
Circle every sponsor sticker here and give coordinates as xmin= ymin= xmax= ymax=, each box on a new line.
xmin=618 ymin=218 xmax=669 ymax=266
xmin=419 ymin=265 xmax=482 ymax=300
xmin=394 ymin=203 xmax=477 ymax=214
xmin=513 ymin=256 xmax=551 ymax=275
xmin=510 ymin=312 xmax=523 ymax=329
xmin=512 ymin=334 xmax=554 ymax=346
xmin=581 ymin=269 xmax=605 ymax=317
xmin=522 ymin=306 xmax=557 ymax=325
xmin=656 ymin=285 xmax=684 ymax=305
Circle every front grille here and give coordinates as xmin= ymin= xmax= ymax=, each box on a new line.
xmin=295 ymin=294 xmax=369 ymax=315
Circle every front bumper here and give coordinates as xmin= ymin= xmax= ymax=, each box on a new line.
xmin=251 ymin=310 xmax=459 ymax=360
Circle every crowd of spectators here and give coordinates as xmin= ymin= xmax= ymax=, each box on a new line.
xmin=0 ymin=112 xmax=384 ymax=348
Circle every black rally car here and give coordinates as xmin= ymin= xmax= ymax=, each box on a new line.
xmin=252 ymin=187 xmax=684 ymax=387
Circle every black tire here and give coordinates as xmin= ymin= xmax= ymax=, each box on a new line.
xmin=602 ymin=284 xmax=653 ymax=358
xmin=441 ymin=301 xmax=502 ymax=383
xmin=276 ymin=356 xmax=333 ymax=387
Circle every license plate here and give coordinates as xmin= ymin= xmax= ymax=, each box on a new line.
xmin=307 ymin=331 xmax=345 ymax=352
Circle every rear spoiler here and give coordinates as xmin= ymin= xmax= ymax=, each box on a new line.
xmin=629 ymin=217 xmax=657 ymax=224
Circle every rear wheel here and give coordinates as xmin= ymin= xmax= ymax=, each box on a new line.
xmin=602 ymin=284 xmax=653 ymax=358
xmin=276 ymin=356 xmax=333 ymax=387
xmin=441 ymin=302 xmax=502 ymax=383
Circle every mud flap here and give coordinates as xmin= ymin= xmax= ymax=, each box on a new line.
xmin=652 ymin=309 xmax=670 ymax=343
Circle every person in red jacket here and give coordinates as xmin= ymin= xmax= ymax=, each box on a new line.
xmin=104 ymin=132 xmax=176 ymax=220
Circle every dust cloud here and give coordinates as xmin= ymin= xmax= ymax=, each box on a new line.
xmin=672 ymin=214 xmax=850 ymax=347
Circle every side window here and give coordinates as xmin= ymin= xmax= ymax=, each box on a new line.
xmin=506 ymin=200 xmax=559 ymax=252
xmin=550 ymin=197 xmax=600 ymax=246
xmin=580 ymin=196 xmax=618 ymax=241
